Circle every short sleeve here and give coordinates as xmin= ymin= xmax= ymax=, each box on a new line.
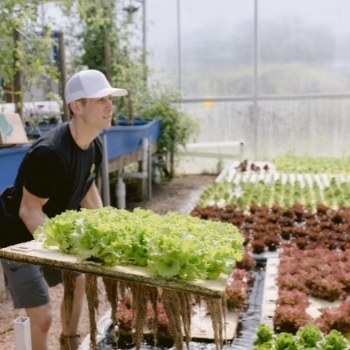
xmin=23 ymin=147 xmax=64 ymax=199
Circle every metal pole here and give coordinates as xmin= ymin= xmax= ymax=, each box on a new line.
xmin=253 ymin=0 xmax=259 ymax=159
xmin=142 ymin=0 xmax=147 ymax=86
xmin=101 ymin=133 xmax=111 ymax=206
xmin=147 ymin=138 xmax=153 ymax=200
xmin=58 ymin=32 xmax=69 ymax=122
xmin=141 ymin=138 xmax=149 ymax=199
xmin=177 ymin=0 xmax=182 ymax=92
xmin=116 ymin=171 xmax=126 ymax=209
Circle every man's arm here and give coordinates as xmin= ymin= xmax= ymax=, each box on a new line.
xmin=19 ymin=187 xmax=49 ymax=235
xmin=80 ymin=182 xmax=103 ymax=209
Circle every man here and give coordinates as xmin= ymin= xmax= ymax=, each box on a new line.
xmin=0 ymin=69 xmax=127 ymax=350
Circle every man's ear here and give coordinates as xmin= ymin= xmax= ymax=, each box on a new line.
xmin=69 ymin=100 xmax=83 ymax=116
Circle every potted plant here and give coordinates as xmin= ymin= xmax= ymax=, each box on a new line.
xmin=137 ymin=89 xmax=198 ymax=179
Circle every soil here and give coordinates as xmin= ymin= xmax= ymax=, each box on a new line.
xmin=0 ymin=174 xmax=215 ymax=350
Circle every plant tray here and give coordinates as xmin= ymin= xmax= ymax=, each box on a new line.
xmin=0 ymin=241 xmax=227 ymax=298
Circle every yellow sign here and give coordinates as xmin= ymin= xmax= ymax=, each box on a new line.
xmin=203 ymin=101 xmax=214 ymax=109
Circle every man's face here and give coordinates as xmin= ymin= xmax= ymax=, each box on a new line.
xmin=78 ymin=95 xmax=115 ymax=130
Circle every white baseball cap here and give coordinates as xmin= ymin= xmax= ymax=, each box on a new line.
xmin=64 ymin=69 xmax=128 ymax=104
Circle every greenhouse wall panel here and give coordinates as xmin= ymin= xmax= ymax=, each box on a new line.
xmin=147 ymin=0 xmax=350 ymax=163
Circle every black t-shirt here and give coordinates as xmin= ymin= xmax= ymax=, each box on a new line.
xmin=0 ymin=122 xmax=103 ymax=247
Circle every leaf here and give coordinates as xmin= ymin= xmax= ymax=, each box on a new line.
xmin=34 ymin=206 xmax=244 ymax=281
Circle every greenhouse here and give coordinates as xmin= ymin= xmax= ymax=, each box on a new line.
xmin=1 ymin=1 xmax=350 ymax=349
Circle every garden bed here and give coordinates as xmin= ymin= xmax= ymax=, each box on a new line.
xmin=192 ymin=158 xmax=350 ymax=347
xmin=77 ymin=158 xmax=350 ymax=348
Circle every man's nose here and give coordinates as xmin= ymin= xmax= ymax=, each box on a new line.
xmin=106 ymin=99 xmax=114 ymax=110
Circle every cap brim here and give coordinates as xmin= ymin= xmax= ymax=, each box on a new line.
xmin=88 ymin=87 xmax=128 ymax=98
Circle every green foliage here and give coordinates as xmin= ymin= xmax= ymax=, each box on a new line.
xmin=254 ymin=324 xmax=350 ymax=350
xmin=274 ymin=156 xmax=350 ymax=174
xmin=0 ymin=0 xmax=59 ymax=105
xmin=275 ymin=332 xmax=298 ymax=350
xmin=296 ymin=324 xmax=324 ymax=349
xmin=197 ymin=156 xmax=350 ymax=209
xmin=319 ymin=330 xmax=350 ymax=350
xmin=34 ymin=206 xmax=244 ymax=281
xmin=138 ymin=87 xmax=198 ymax=158
xmin=59 ymin=0 xmax=147 ymax=119
xmin=135 ymin=86 xmax=198 ymax=178
xmin=59 ymin=0 xmax=119 ymax=74
xmin=196 ymin=174 xmax=350 ymax=211
xmin=254 ymin=324 xmax=274 ymax=349
xmin=58 ymin=0 xmax=197 ymax=177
